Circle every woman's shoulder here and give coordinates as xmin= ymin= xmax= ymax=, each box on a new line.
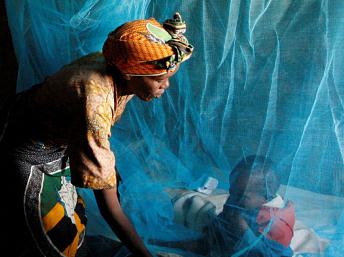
xmin=49 ymin=52 xmax=113 ymax=88
xmin=53 ymin=52 xmax=106 ymax=76
xmin=68 ymin=52 xmax=105 ymax=66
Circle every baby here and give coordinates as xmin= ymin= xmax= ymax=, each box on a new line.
xmin=150 ymin=155 xmax=295 ymax=257
xmin=208 ymin=155 xmax=295 ymax=256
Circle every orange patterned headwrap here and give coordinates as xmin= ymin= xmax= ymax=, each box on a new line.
xmin=102 ymin=13 xmax=193 ymax=76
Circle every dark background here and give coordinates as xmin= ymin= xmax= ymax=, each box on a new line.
xmin=0 ymin=1 xmax=17 ymax=105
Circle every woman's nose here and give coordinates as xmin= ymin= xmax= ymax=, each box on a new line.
xmin=162 ymin=79 xmax=170 ymax=89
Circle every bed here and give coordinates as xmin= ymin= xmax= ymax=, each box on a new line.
xmin=83 ymin=184 xmax=342 ymax=256
xmin=161 ymin=184 xmax=338 ymax=257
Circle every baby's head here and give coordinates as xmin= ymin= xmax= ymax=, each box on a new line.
xmin=229 ymin=155 xmax=280 ymax=210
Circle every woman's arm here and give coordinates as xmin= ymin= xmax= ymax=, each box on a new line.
xmin=94 ymin=187 xmax=153 ymax=257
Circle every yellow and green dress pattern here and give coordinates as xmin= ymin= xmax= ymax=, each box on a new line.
xmin=40 ymin=167 xmax=87 ymax=257
xmin=24 ymin=157 xmax=87 ymax=257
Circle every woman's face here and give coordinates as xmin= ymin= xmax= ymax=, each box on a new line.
xmin=125 ymin=66 xmax=179 ymax=101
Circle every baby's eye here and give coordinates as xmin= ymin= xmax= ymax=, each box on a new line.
xmin=241 ymin=195 xmax=249 ymax=201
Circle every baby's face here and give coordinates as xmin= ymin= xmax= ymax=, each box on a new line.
xmin=239 ymin=190 xmax=266 ymax=210
xmin=229 ymin=175 xmax=267 ymax=210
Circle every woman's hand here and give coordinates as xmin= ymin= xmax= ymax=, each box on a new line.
xmin=94 ymin=187 xmax=153 ymax=257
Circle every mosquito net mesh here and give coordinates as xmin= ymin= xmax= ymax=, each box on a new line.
xmin=5 ymin=0 xmax=344 ymax=256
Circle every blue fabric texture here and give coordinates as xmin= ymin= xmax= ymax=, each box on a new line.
xmin=5 ymin=0 xmax=344 ymax=256
xmin=234 ymin=229 xmax=293 ymax=257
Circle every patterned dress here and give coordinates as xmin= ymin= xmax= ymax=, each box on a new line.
xmin=0 ymin=53 xmax=132 ymax=257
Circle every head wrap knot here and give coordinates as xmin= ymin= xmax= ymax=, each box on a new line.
xmin=102 ymin=12 xmax=193 ymax=76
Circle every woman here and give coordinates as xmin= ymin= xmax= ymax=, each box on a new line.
xmin=0 ymin=13 xmax=193 ymax=257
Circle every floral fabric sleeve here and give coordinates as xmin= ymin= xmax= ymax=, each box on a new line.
xmin=69 ymin=78 xmax=117 ymax=189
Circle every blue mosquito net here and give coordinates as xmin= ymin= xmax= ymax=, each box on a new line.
xmin=5 ymin=0 xmax=344 ymax=256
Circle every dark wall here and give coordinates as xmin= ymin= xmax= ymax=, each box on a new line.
xmin=0 ymin=1 xmax=17 ymax=105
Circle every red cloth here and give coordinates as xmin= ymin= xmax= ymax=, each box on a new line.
xmin=256 ymin=201 xmax=295 ymax=247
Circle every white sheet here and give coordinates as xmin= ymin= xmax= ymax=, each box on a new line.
xmin=167 ymin=184 xmax=340 ymax=256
